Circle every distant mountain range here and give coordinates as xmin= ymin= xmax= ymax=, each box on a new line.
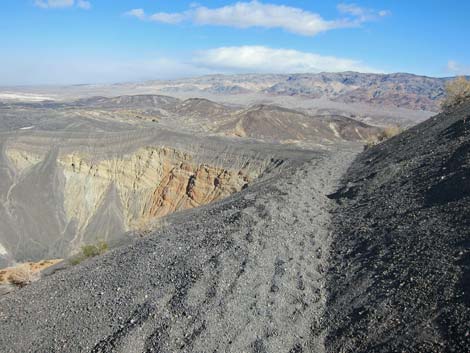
xmin=0 ymin=72 xmax=459 ymax=128
xmin=143 ymin=72 xmax=453 ymax=112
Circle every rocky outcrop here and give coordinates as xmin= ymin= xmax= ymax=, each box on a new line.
xmin=0 ymin=259 xmax=62 ymax=285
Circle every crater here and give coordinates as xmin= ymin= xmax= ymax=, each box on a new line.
xmin=0 ymin=142 xmax=278 ymax=264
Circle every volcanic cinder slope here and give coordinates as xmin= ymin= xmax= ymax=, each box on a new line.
xmin=1 ymin=98 xmax=469 ymax=352
xmin=0 ymin=137 xmax=359 ymax=353
xmin=326 ymin=100 xmax=470 ymax=352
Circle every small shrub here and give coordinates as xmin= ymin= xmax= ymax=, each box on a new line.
xmin=365 ymin=135 xmax=379 ymax=149
xmin=82 ymin=241 xmax=108 ymax=257
xmin=382 ymin=125 xmax=402 ymax=139
xmin=364 ymin=125 xmax=403 ymax=149
xmin=8 ymin=264 xmax=38 ymax=287
xmin=69 ymin=240 xmax=108 ymax=265
xmin=442 ymin=76 xmax=470 ymax=110
xmin=68 ymin=257 xmax=82 ymax=266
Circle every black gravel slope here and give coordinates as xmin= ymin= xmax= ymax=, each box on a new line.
xmin=0 ymin=145 xmax=359 ymax=353
xmin=1 ymin=101 xmax=470 ymax=352
xmin=326 ymin=101 xmax=470 ymax=352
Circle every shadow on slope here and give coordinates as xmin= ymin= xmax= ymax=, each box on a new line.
xmin=326 ymin=101 xmax=470 ymax=352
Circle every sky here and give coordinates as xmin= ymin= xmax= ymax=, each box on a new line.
xmin=1 ymin=0 xmax=470 ymax=85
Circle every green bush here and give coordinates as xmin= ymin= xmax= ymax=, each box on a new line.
xmin=82 ymin=241 xmax=108 ymax=257
xmin=69 ymin=240 xmax=108 ymax=265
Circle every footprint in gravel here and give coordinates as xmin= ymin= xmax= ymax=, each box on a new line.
xmin=297 ymin=272 xmax=306 ymax=291
xmin=310 ymin=287 xmax=322 ymax=303
xmin=256 ymin=203 xmax=271 ymax=220
xmin=270 ymin=258 xmax=286 ymax=293
xmin=288 ymin=343 xmax=303 ymax=353
xmin=244 ymin=193 xmax=256 ymax=201
xmin=275 ymin=258 xmax=286 ymax=276
xmin=252 ymin=338 xmax=268 ymax=353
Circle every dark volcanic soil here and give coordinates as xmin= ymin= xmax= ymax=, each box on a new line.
xmin=0 ymin=101 xmax=469 ymax=352
xmin=0 ymin=144 xmax=360 ymax=353
xmin=326 ymin=101 xmax=470 ymax=352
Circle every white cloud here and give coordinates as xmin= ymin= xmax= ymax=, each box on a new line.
xmin=337 ymin=3 xmax=391 ymax=23
xmin=0 ymin=56 xmax=214 ymax=85
xmin=193 ymin=46 xmax=380 ymax=73
xmin=447 ymin=60 xmax=470 ymax=75
xmin=35 ymin=0 xmax=74 ymax=8
xmin=0 ymin=46 xmax=379 ymax=85
xmin=126 ymin=1 xmax=390 ymax=36
xmin=125 ymin=9 xmax=145 ymax=20
xmin=378 ymin=10 xmax=392 ymax=17
xmin=149 ymin=12 xmax=187 ymax=24
xmin=34 ymin=0 xmax=91 ymax=10
xmin=77 ymin=0 xmax=91 ymax=10
xmin=191 ymin=2 xmax=337 ymax=35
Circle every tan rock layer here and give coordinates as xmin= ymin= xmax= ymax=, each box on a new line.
xmin=0 ymin=259 xmax=62 ymax=283
xmin=5 ymin=146 xmax=259 ymax=241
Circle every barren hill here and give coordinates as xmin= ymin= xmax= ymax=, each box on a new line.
xmin=73 ymin=95 xmax=180 ymax=110
xmin=172 ymin=98 xmax=232 ymax=117
xmin=217 ymin=104 xmax=380 ymax=143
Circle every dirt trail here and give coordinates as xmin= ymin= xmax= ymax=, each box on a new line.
xmin=0 ymin=144 xmax=360 ymax=353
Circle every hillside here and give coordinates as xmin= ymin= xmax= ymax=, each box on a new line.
xmin=265 ymin=72 xmax=446 ymax=111
xmin=1 ymin=90 xmax=470 ymax=353
xmin=1 ymin=101 xmax=469 ymax=351
xmin=0 ymin=142 xmax=358 ymax=353
xmin=217 ymin=104 xmax=381 ymax=143
xmin=73 ymin=95 xmax=181 ymax=110
xmin=3 ymin=0 xmax=470 ymax=351
xmin=327 ymin=100 xmax=470 ymax=351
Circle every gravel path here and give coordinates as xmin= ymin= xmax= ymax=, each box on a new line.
xmin=0 ymin=145 xmax=360 ymax=353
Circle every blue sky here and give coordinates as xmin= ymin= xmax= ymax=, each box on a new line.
xmin=1 ymin=0 xmax=470 ymax=85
